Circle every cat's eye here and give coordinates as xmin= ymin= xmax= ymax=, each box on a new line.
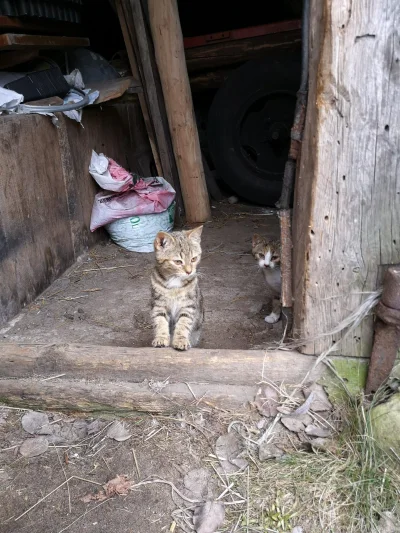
xmin=257 ymin=253 xmax=264 ymax=259
xmin=174 ymin=259 xmax=183 ymax=265
xmin=191 ymin=257 xmax=197 ymax=262
xmin=272 ymin=255 xmax=278 ymax=260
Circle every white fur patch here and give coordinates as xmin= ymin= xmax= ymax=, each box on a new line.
xmin=166 ymin=277 xmax=183 ymax=288
xmin=264 ymin=250 xmax=272 ymax=266
xmin=265 ymin=312 xmax=280 ymax=324
xmin=170 ymin=300 xmax=180 ymax=320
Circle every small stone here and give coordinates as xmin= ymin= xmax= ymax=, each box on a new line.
xmin=254 ymin=385 xmax=279 ymax=417
xmin=20 ymin=437 xmax=49 ymax=457
xmin=259 ymin=442 xmax=284 ymax=461
xmin=281 ymin=417 xmax=305 ymax=433
xmin=303 ymin=384 xmax=332 ymax=412
xmin=21 ymin=412 xmax=52 ymax=435
xmin=305 ymin=424 xmax=331 ymax=438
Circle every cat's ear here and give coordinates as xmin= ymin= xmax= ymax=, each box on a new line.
xmin=154 ymin=231 xmax=174 ymax=250
xmin=252 ymin=234 xmax=263 ymax=248
xmin=186 ymin=225 xmax=203 ymax=242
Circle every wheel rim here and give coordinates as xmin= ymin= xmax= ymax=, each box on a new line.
xmin=236 ymin=90 xmax=297 ymax=178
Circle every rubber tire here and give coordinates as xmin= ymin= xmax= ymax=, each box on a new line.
xmin=207 ymin=51 xmax=301 ymax=205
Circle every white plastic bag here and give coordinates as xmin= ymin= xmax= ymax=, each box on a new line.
xmin=89 ymin=150 xmax=132 ymax=192
xmin=105 ymin=202 xmax=175 ymax=253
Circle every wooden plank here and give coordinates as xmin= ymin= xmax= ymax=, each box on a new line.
xmin=88 ymin=77 xmax=142 ymax=104
xmin=190 ymin=68 xmax=232 ymax=92
xmin=0 ymin=379 xmax=257 ymax=414
xmin=185 ymin=30 xmax=301 ymax=73
xmin=148 ymin=0 xmax=211 ymax=223
xmin=118 ymin=0 xmax=181 ymax=199
xmin=115 ymin=0 xmax=162 ymax=176
xmin=0 ymin=115 xmax=75 ymax=325
xmin=0 ymin=34 xmax=90 ymax=50
xmin=1 ymin=343 xmax=325 ymax=385
xmin=292 ymin=0 xmax=400 ymax=356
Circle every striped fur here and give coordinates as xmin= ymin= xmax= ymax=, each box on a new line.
xmin=151 ymin=226 xmax=204 ymax=351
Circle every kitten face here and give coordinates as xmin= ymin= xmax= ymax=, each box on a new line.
xmin=252 ymin=234 xmax=281 ymax=270
xmin=154 ymin=226 xmax=203 ymax=280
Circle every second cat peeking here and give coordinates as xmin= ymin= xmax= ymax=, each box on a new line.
xmin=252 ymin=234 xmax=282 ymax=324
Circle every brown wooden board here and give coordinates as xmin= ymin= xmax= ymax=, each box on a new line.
xmin=185 ymin=30 xmax=301 ymax=73
xmin=0 ymin=114 xmax=75 ymax=325
xmin=0 ymin=34 xmax=90 ymax=50
xmin=88 ymin=77 xmax=142 ymax=105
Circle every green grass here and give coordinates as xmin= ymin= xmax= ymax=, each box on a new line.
xmin=223 ymin=391 xmax=400 ymax=533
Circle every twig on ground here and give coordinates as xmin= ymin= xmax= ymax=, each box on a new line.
xmin=41 ymin=374 xmax=66 ymax=381
xmin=56 ymin=499 xmax=110 ymax=533
xmin=15 ymin=476 xmax=103 ymax=521
xmin=132 ymin=447 xmax=140 ymax=480
xmin=52 ymin=444 xmax=71 ymax=513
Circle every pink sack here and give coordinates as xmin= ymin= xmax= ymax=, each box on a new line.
xmin=90 ymin=176 xmax=176 ymax=231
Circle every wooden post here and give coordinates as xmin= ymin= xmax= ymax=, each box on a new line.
xmin=292 ymin=0 xmax=400 ymax=356
xmin=148 ymin=0 xmax=211 ymax=223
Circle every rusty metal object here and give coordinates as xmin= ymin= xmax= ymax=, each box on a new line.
xmin=366 ymin=265 xmax=400 ymax=395
xmin=279 ymin=209 xmax=294 ymax=334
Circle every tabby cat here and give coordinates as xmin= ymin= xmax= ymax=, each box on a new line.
xmin=252 ymin=234 xmax=282 ymax=324
xmin=151 ymin=226 xmax=204 ymax=351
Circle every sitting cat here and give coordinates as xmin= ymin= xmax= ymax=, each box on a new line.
xmin=151 ymin=226 xmax=204 ymax=351
xmin=252 ymin=234 xmax=282 ymax=324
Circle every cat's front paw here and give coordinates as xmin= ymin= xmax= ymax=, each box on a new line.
xmin=265 ymin=312 xmax=280 ymax=324
xmin=172 ymin=336 xmax=191 ymax=351
xmin=152 ymin=335 xmax=170 ymax=348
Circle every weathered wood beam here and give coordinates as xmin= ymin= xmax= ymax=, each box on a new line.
xmin=292 ymin=0 xmax=400 ymax=356
xmin=1 ymin=344 xmax=322 ymax=385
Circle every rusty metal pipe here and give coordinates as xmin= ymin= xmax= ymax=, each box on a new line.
xmin=366 ymin=265 xmax=400 ymax=395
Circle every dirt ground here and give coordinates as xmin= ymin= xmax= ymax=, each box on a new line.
xmin=0 ymin=386 xmax=338 ymax=533
xmin=0 ymin=407 xmax=225 ymax=533
xmin=0 ymin=203 xmax=282 ymax=350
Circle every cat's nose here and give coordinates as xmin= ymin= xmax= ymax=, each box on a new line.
xmin=184 ymin=266 xmax=192 ymax=275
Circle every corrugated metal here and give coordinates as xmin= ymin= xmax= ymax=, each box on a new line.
xmin=0 ymin=1 xmax=83 ymax=24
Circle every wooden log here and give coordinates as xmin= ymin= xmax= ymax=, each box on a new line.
xmin=0 ymin=379 xmax=257 ymax=414
xmin=0 ymin=34 xmax=89 ymax=50
xmin=0 ymin=344 xmax=324 ymax=385
xmin=148 ymin=0 xmax=211 ymax=224
xmin=292 ymin=0 xmax=400 ymax=356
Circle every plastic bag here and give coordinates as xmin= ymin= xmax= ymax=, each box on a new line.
xmin=89 ymin=150 xmax=133 ymax=192
xmin=90 ymin=176 xmax=175 ymax=231
xmin=105 ymin=202 xmax=175 ymax=253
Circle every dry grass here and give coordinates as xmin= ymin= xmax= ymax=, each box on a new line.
xmin=222 ymin=391 xmax=400 ymax=533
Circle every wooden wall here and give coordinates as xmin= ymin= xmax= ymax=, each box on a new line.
xmin=293 ymin=0 xmax=400 ymax=356
xmin=0 ymin=99 xmax=152 ymax=326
